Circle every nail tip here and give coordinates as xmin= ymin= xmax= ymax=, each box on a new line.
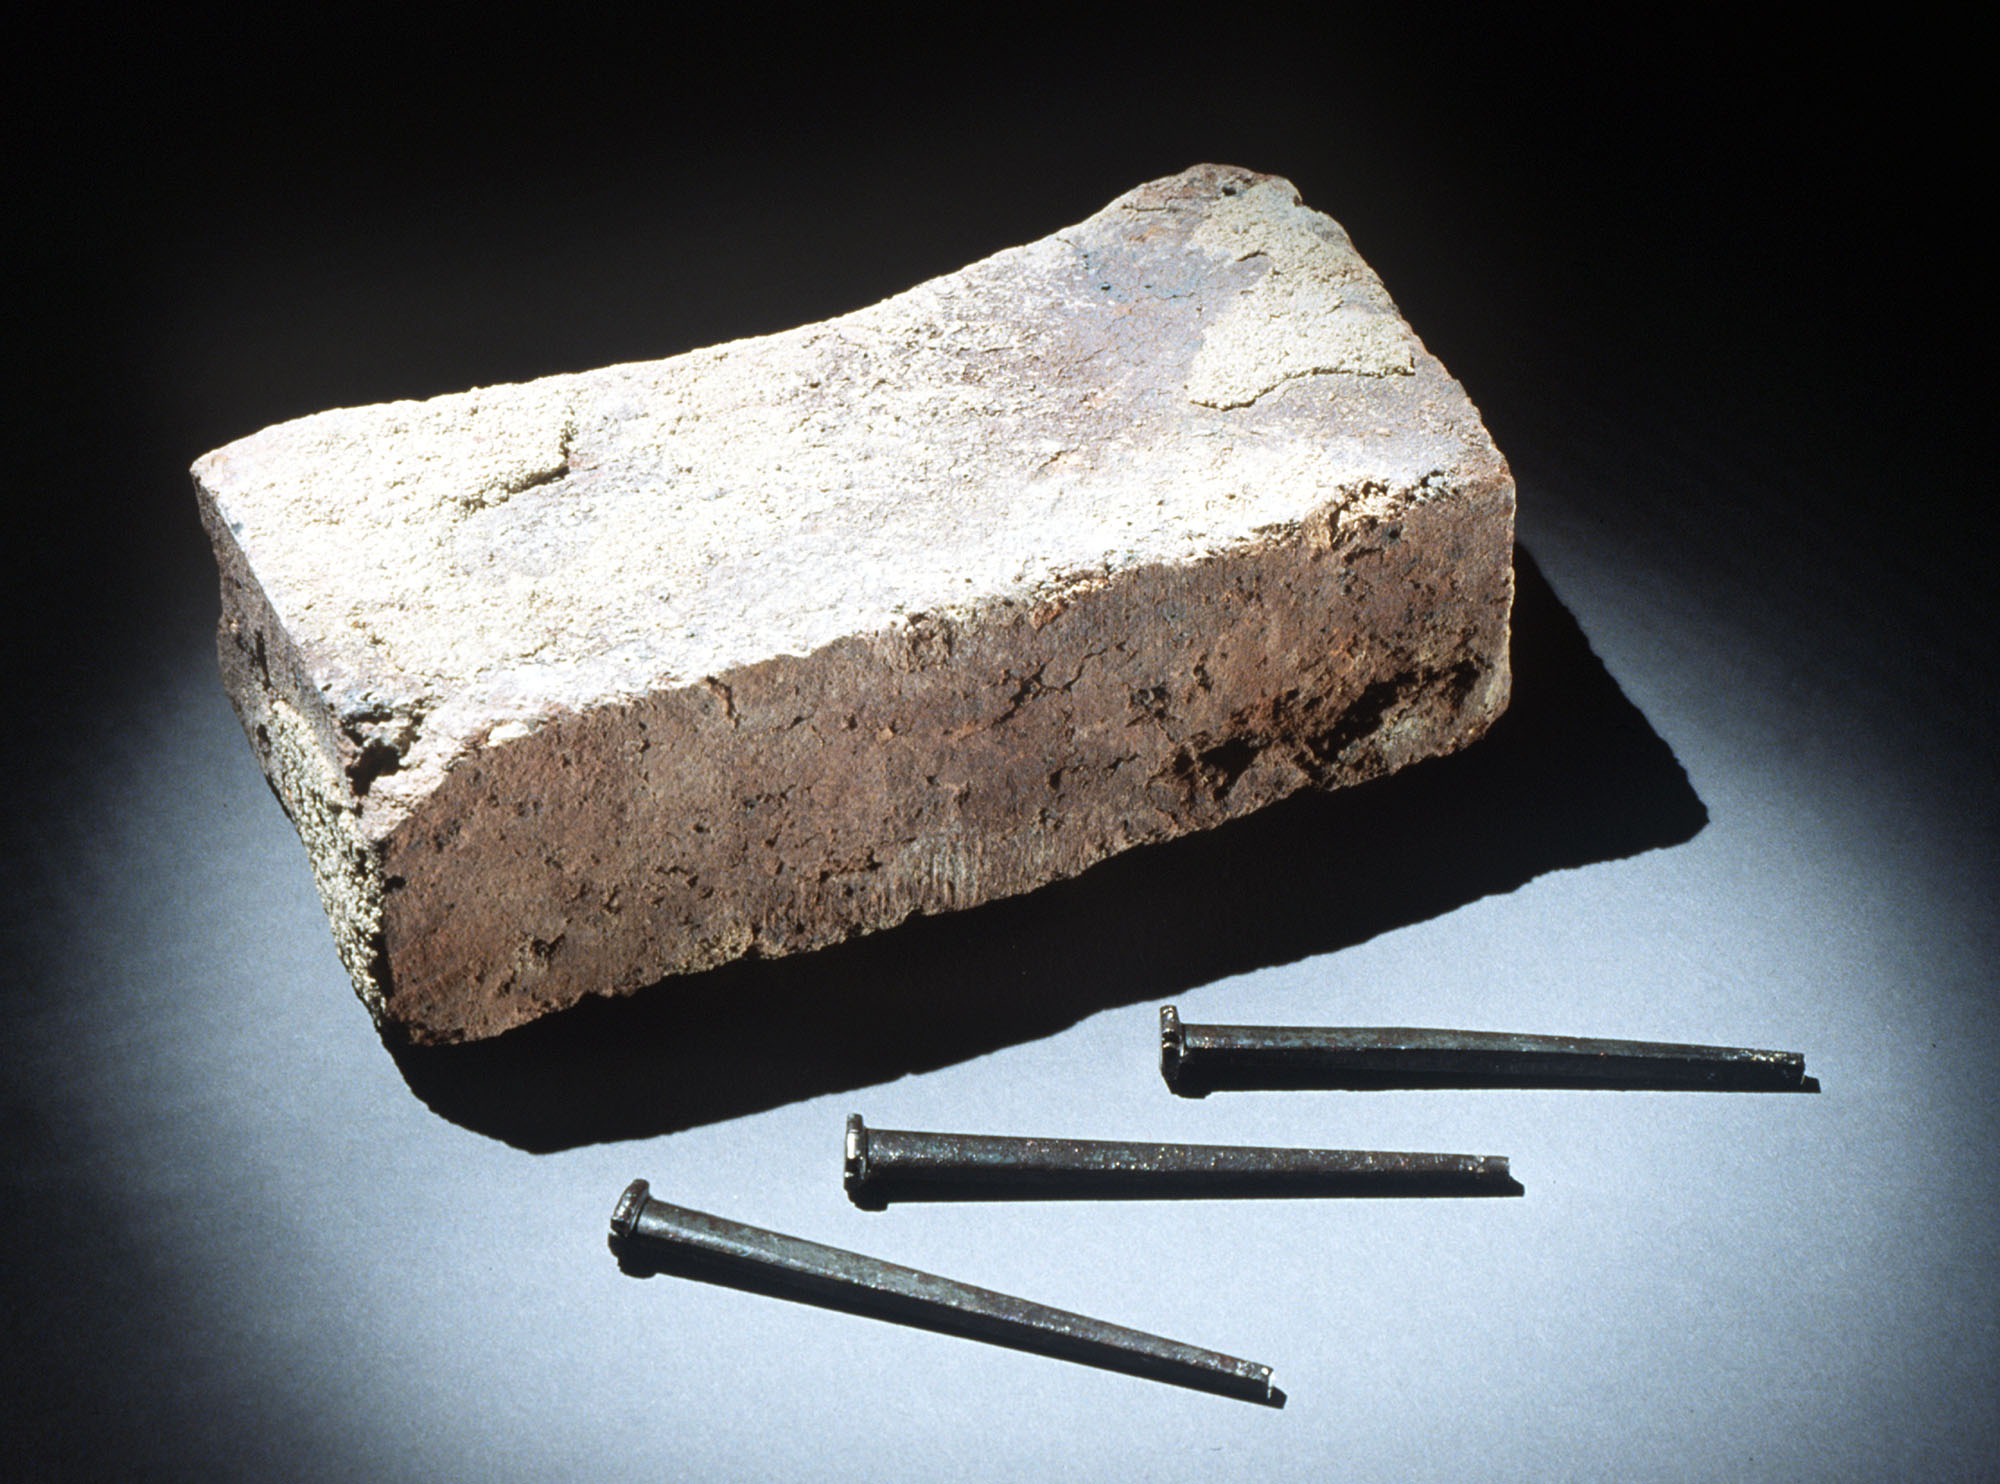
xmin=1482 ymin=1155 xmax=1525 ymax=1197
xmin=1241 ymin=1365 xmax=1285 ymax=1408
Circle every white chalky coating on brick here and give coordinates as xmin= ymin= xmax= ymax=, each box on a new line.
xmin=1183 ymin=177 xmax=1416 ymax=408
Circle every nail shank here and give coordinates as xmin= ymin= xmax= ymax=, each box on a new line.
xmin=844 ymin=1115 xmax=1519 ymax=1206
xmin=609 ymin=1180 xmax=1284 ymax=1406
xmin=1161 ymin=1006 xmax=1815 ymax=1094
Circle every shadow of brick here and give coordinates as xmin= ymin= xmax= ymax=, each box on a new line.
xmin=392 ymin=543 xmax=1706 ymax=1149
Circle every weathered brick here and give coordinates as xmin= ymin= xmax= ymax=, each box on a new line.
xmin=193 ymin=164 xmax=1514 ymax=1043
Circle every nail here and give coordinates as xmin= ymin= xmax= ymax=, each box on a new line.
xmin=609 ymin=1180 xmax=1283 ymax=1406
xmin=844 ymin=1114 xmax=1519 ymax=1206
xmin=1160 ymin=1006 xmax=1817 ymax=1095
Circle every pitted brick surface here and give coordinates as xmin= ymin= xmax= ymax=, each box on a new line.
xmin=193 ymin=164 xmax=1515 ymax=1043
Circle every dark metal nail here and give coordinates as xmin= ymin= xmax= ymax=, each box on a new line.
xmin=609 ymin=1180 xmax=1284 ymax=1407
xmin=1160 ymin=1005 xmax=1818 ymax=1095
xmin=844 ymin=1114 xmax=1520 ymax=1206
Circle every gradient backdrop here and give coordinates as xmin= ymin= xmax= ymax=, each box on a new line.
xmin=6 ymin=15 xmax=1994 ymax=1481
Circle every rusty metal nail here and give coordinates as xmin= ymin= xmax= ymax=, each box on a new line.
xmin=844 ymin=1114 xmax=1519 ymax=1207
xmin=608 ymin=1180 xmax=1284 ymax=1407
xmin=1160 ymin=1005 xmax=1817 ymax=1095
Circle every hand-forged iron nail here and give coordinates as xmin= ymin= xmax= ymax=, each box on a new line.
xmin=1160 ymin=1005 xmax=1818 ymax=1095
xmin=609 ymin=1180 xmax=1283 ymax=1407
xmin=844 ymin=1114 xmax=1520 ymax=1206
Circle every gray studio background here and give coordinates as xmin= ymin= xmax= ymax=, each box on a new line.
xmin=6 ymin=16 xmax=1993 ymax=1481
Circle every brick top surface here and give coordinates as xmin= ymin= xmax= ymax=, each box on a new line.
xmin=193 ymin=165 xmax=1502 ymax=835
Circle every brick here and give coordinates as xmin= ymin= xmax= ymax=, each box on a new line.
xmin=193 ymin=164 xmax=1515 ymax=1044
